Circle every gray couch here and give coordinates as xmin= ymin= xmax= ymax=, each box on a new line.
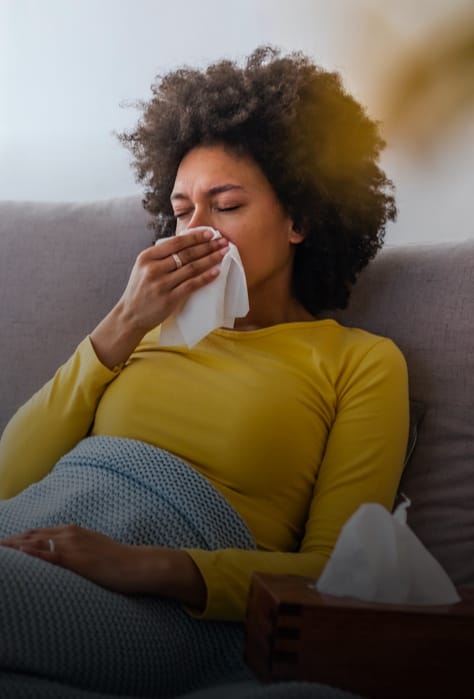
xmin=0 ymin=196 xmax=473 ymax=698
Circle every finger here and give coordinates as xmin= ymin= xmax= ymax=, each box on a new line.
xmin=0 ymin=525 xmax=68 ymax=544
xmin=6 ymin=535 xmax=51 ymax=548
xmin=150 ymin=229 xmax=217 ymax=260
xmin=163 ymin=245 xmax=228 ymax=291
xmin=18 ymin=545 xmax=55 ymax=562
xmin=0 ymin=541 xmax=19 ymax=549
xmin=0 ymin=539 xmax=53 ymax=556
xmin=0 ymin=535 xmax=35 ymax=546
xmin=167 ymin=265 xmax=221 ymax=305
xmin=163 ymin=241 xmax=227 ymax=274
xmin=150 ymin=240 xmax=229 ymax=277
xmin=172 ymin=236 xmax=228 ymax=267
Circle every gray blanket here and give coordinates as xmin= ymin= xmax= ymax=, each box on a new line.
xmin=0 ymin=436 xmax=257 ymax=697
xmin=0 ymin=674 xmax=364 ymax=699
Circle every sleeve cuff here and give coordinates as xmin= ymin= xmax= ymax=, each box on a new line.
xmin=85 ymin=336 xmax=126 ymax=376
xmin=181 ymin=548 xmax=250 ymax=621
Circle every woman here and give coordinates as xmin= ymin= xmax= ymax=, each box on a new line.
xmin=0 ymin=47 xmax=408 ymax=694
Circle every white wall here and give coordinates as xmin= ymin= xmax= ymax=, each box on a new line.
xmin=1 ymin=0 xmax=472 ymax=245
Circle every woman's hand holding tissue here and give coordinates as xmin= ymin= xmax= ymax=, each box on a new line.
xmin=89 ymin=229 xmax=229 ymax=371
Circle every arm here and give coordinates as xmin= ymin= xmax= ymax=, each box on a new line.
xmin=0 ymin=338 xmax=121 ymax=499
xmin=0 ymin=524 xmax=207 ymax=608
xmin=184 ymin=337 xmax=410 ymax=620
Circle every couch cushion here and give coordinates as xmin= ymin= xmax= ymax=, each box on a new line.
xmin=331 ymin=240 xmax=474 ymax=587
xmin=0 ymin=196 xmax=154 ymax=433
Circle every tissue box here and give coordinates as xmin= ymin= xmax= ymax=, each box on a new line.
xmin=245 ymin=573 xmax=474 ymax=699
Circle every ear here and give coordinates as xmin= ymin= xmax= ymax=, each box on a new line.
xmin=288 ymin=222 xmax=305 ymax=245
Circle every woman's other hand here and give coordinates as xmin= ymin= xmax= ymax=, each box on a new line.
xmin=90 ymin=229 xmax=229 ymax=370
xmin=0 ymin=524 xmax=206 ymax=609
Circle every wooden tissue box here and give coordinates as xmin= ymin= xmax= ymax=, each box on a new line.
xmin=244 ymin=573 xmax=474 ymax=699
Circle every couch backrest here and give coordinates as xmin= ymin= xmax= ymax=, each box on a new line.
xmin=332 ymin=240 xmax=474 ymax=587
xmin=0 ymin=197 xmax=154 ymax=432
xmin=1 ymin=196 xmax=473 ymax=587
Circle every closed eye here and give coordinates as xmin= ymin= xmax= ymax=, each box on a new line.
xmin=173 ymin=205 xmax=242 ymax=219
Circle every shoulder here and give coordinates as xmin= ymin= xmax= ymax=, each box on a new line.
xmin=326 ymin=324 xmax=408 ymax=403
xmin=248 ymin=320 xmax=407 ymax=388
xmin=334 ymin=323 xmax=406 ymax=365
xmin=278 ymin=319 xmax=405 ymax=361
xmin=287 ymin=320 xmax=407 ymax=390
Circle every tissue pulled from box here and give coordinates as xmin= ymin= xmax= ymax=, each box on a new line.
xmin=314 ymin=500 xmax=460 ymax=605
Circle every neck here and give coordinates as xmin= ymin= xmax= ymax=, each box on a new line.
xmin=233 ymin=289 xmax=314 ymax=330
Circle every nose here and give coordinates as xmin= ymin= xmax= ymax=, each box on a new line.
xmin=186 ymin=214 xmax=213 ymax=228
xmin=187 ymin=208 xmax=213 ymax=231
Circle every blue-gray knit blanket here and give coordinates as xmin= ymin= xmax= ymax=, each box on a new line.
xmin=0 ymin=436 xmax=257 ymax=698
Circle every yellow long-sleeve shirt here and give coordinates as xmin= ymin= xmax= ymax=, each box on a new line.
xmin=0 ymin=320 xmax=409 ymax=620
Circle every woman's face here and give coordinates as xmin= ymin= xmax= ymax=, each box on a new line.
xmin=170 ymin=145 xmax=303 ymax=295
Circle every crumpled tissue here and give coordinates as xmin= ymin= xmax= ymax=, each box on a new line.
xmin=314 ymin=497 xmax=461 ymax=605
xmin=155 ymin=226 xmax=249 ymax=348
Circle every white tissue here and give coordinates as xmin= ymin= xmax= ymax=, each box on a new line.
xmin=155 ymin=227 xmax=249 ymax=348
xmin=315 ymin=499 xmax=461 ymax=605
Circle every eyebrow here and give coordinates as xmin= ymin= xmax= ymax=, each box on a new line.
xmin=170 ymin=184 xmax=246 ymax=202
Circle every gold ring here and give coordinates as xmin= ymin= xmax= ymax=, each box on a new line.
xmin=171 ymin=253 xmax=183 ymax=270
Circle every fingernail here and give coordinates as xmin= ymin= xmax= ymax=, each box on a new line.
xmin=202 ymin=230 xmax=213 ymax=240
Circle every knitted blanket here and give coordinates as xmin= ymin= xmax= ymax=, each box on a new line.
xmin=0 ymin=674 xmax=365 ymax=699
xmin=0 ymin=436 xmax=257 ymax=698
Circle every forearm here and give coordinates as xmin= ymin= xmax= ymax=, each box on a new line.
xmin=0 ymin=525 xmax=207 ymax=612
xmin=135 ymin=547 xmax=207 ymax=611
xmin=89 ymin=301 xmax=145 ymax=371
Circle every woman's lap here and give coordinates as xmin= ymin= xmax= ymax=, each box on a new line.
xmin=0 ymin=438 xmax=255 ymax=696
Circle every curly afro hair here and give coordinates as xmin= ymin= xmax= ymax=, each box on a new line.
xmin=119 ymin=46 xmax=396 ymax=315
